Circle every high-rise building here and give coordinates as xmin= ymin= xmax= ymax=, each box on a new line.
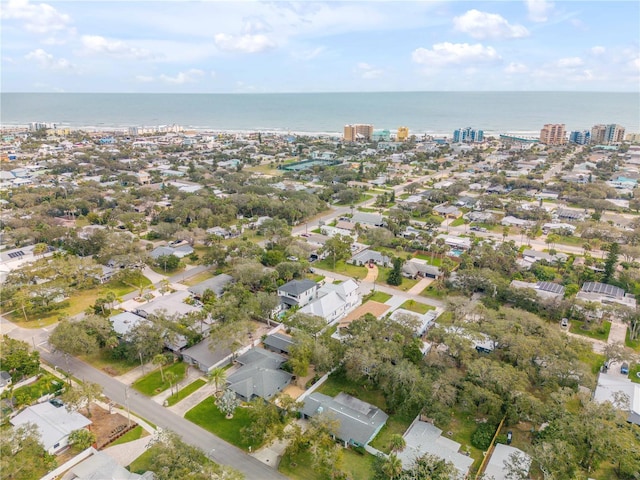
xmin=397 ymin=126 xmax=409 ymax=142
xmin=569 ymin=130 xmax=591 ymax=145
xmin=343 ymin=124 xmax=374 ymax=142
xmin=591 ymin=124 xmax=625 ymax=144
xmin=539 ymin=124 xmax=566 ymax=145
xmin=453 ymin=127 xmax=484 ymax=143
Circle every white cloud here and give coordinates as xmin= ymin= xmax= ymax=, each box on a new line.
xmin=81 ymin=35 xmax=153 ymax=60
xmin=214 ymin=33 xmax=276 ymax=54
xmin=159 ymin=69 xmax=204 ymax=84
xmin=355 ymin=62 xmax=384 ymax=80
xmin=591 ymin=46 xmax=606 ymax=56
xmin=525 ymin=0 xmax=554 ymax=23
xmin=135 ymin=75 xmax=154 ymax=83
xmin=412 ymin=43 xmax=501 ymax=67
xmin=210 ymin=71 xmax=217 ymax=79
xmin=505 ymin=62 xmax=529 ymax=74
xmin=453 ymin=10 xmax=529 ymax=39
xmin=555 ymin=57 xmax=584 ymax=69
xmin=25 ymin=48 xmax=74 ymax=71
xmin=291 ymin=46 xmax=326 ymax=61
xmin=1 ymin=0 xmax=72 ymax=34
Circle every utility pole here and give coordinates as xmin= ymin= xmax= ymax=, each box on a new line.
xmin=139 ymin=351 xmax=145 ymax=374
xmin=124 ymin=386 xmax=131 ymax=427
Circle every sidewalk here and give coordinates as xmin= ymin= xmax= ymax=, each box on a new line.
xmin=114 ymin=361 xmax=157 ymax=386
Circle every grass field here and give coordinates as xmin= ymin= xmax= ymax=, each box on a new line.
xmin=413 ymin=254 xmax=443 ymax=266
xmin=569 ymin=320 xmax=611 ymax=342
xmin=109 ymin=425 xmax=147 ymax=446
xmin=180 ymin=270 xmax=214 ymax=287
xmin=279 ymin=448 xmax=376 ymax=480
xmin=629 ymin=364 xmax=640 ymax=384
xmin=399 ymin=299 xmax=435 ymax=314
xmin=366 ymin=291 xmax=392 ymax=303
xmin=377 ymin=266 xmax=420 ymax=291
xmin=625 ymin=330 xmax=640 ymax=352
xmin=79 ymin=349 xmax=139 ymax=376
xmin=314 ymin=259 xmax=367 ymax=280
xmin=166 ymin=378 xmax=206 ymax=406
xmin=450 ymin=217 xmax=466 ymax=227
xmin=132 ymin=362 xmax=188 ymax=396
xmin=3 ymin=373 xmax=64 ymax=403
xmin=420 ymin=285 xmax=447 ymax=299
xmin=184 ymin=398 xmax=255 ymax=450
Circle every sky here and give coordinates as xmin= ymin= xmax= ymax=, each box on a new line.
xmin=1 ymin=0 xmax=639 ymax=93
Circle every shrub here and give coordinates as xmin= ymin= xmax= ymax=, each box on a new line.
xmin=471 ymin=423 xmax=496 ymax=450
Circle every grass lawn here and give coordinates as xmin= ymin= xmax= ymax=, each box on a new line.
xmin=79 ymin=349 xmax=139 ymax=376
xmin=366 ymin=291 xmax=392 ymax=303
xmin=377 ymin=267 xmax=419 ymax=292
xmin=310 ymin=274 xmax=326 ymax=283
xmin=420 ymin=285 xmax=448 ymax=299
xmin=109 ymin=425 xmax=148 ymax=446
xmin=369 ymin=409 xmax=418 ymax=453
xmin=166 ymin=378 xmax=206 ymax=406
xmin=450 ymin=217 xmax=466 ymax=227
xmin=555 ymin=235 xmax=584 ymax=246
xmin=245 ymin=163 xmax=285 ymax=175
xmin=184 ymin=397 xmax=255 ymax=450
xmin=569 ymin=321 xmax=611 ymax=342
xmin=625 ymin=330 xmax=640 ymax=352
xmin=180 ymin=270 xmax=214 ymax=287
xmin=128 ymin=445 xmax=159 ymax=473
xmin=314 ymin=259 xmax=367 ymax=280
xmin=629 ymin=363 xmax=640 ymax=384
xmin=577 ymin=350 xmax=606 ymax=375
xmin=357 ymin=207 xmax=379 ymax=213
xmin=132 ymin=362 xmax=188 ymax=396
xmin=3 ymin=373 xmax=64 ymax=403
xmin=443 ymin=410 xmax=484 ymax=471
xmin=280 ymin=448 xmax=375 ymax=480
xmin=413 ymin=254 xmax=442 ymax=266
xmin=399 ymin=299 xmax=435 ymax=314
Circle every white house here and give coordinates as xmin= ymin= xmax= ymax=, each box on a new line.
xmin=11 ymin=402 xmax=92 ymax=454
xmin=299 ymin=279 xmax=360 ymax=324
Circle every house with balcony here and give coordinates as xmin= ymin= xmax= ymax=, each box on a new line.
xmin=277 ymin=279 xmax=318 ymax=310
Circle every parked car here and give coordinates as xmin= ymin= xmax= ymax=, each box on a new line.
xmin=506 ymin=431 xmax=513 ymax=445
xmin=621 ymin=362 xmax=629 ymax=375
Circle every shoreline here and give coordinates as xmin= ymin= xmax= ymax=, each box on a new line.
xmin=0 ymin=122 xmax=541 ymax=139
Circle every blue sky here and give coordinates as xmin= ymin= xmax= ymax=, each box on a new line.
xmin=2 ymin=0 xmax=638 ymax=92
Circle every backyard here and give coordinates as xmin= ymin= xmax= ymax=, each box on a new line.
xmin=569 ymin=320 xmax=611 ymax=342
xmin=279 ymin=447 xmax=375 ymax=480
xmin=399 ymin=299 xmax=435 ymax=314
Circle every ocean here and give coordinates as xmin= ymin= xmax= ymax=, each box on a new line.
xmin=1 ymin=92 xmax=639 ymax=136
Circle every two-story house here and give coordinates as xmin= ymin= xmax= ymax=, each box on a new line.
xmin=277 ymin=279 xmax=319 ymax=310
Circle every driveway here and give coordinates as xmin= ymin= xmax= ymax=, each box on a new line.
xmin=608 ymin=321 xmax=628 ymax=346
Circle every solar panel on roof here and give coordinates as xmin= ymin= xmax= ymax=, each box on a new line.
xmin=537 ymin=281 xmax=564 ymax=294
xmin=7 ymin=251 xmax=24 ymax=259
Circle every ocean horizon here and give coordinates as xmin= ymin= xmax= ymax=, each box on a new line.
xmin=2 ymin=91 xmax=639 ymax=136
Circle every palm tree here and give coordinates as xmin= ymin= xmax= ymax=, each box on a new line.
xmin=153 ymin=353 xmax=169 ymax=382
xmin=381 ymin=453 xmax=403 ymax=479
xmin=389 ymin=434 xmax=406 ymax=454
xmin=207 ymin=367 xmax=227 ymax=398
xmin=166 ymin=372 xmax=177 ymax=395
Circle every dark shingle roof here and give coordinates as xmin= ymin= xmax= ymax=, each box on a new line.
xmin=263 ymin=332 xmax=295 ymax=354
xmin=278 ymin=279 xmax=318 ymax=296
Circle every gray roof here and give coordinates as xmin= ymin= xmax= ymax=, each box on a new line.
xmin=351 ymin=212 xmax=385 ymax=226
xmin=227 ymin=347 xmax=291 ymax=400
xmin=10 ymin=402 xmax=92 ymax=453
xmin=149 ymin=246 xmax=175 ymax=259
xmin=484 ymin=444 xmax=531 ymax=480
xmin=536 ymin=281 xmax=565 ymax=295
xmin=188 ymin=274 xmax=233 ymax=298
xmin=397 ymin=420 xmax=473 ymax=477
xmin=581 ymin=282 xmax=625 ymax=298
xmin=61 ymin=448 xmax=150 ymax=480
xmin=350 ymin=249 xmax=390 ymax=265
xmin=263 ymin=332 xmax=295 ymax=354
xmin=181 ymin=339 xmax=231 ymax=371
xmin=110 ymin=311 xmax=147 ymax=336
xmin=301 ymin=392 xmax=388 ymax=446
xmin=278 ymin=279 xmax=318 ymax=296
xmin=133 ymin=290 xmax=199 ymax=318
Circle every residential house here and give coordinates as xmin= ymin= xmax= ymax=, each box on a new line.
xmin=402 ymin=259 xmax=442 ymax=279
xmin=542 ymin=222 xmax=576 ymax=234
xmin=464 ymin=211 xmax=494 ymax=223
xmin=11 ymin=402 xmax=92 ymax=454
xmin=277 ymin=279 xmax=319 ymax=309
xmin=510 ymin=280 xmax=566 ymax=300
xmin=299 ymin=279 xmax=360 ymax=324
xmin=206 ymin=226 xmax=239 ymax=240
xmin=484 ymin=444 xmax=532 ymax=480
xmin=435 ymin=234 xmax=472 ymax=251
xmin=350 ymin=212 xmax=385 ymax=228
xmin=555 ymin=208 xmax=586 ymax=222
xmin=58 ymin=447 xmax=155 ymax=480
xmin=501 ymin=216 xmax=532 ymax=228
xmin=348 ymin=249 xmax=391 ymax=267
xmin=181 ymin=339 xmax=231 ymax=374
xmin=300 ymin=392 xmax=388 ymax=447
xmin=519 ymin=249 xmax=568 ymax=268
xmin=576 ymin=282 xmax=637 ymax=309
xmin=321 ymin=225 xmax=356 ymax=239
xmin=389 ymin=308 xmax=438 ymax=337
xmin=397 ymin=419 xmax=473 ymax=478
xmin=149 ymin=244 xmax=194 ymax=260
xmin=433 ymin=204 xmax=462 ymax=219
xmin=226 ymin=348 xmax=292 ymax=401
xmin=263 ymin=332 xmax=295 ymax=355
xmin=594 ymin=372 xmax=640 ymax=426
xmin=188 ymin=274 xmax=234 ymax=300
xmin=0 ymin=371 xmax=11 ymax=394
xmin=110 ymin=311 xmax=148 ymax=337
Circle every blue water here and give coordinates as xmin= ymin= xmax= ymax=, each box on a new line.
xmin=1 ymin=92 xmax=638 ymax=135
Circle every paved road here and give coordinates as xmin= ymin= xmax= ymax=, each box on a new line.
xmin=38 ymin=346 xmax=286 ymax=480
xmin=0 ymin=315 xmax=284 ymax=480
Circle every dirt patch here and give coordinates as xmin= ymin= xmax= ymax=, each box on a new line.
xmin=338 ymin=301 xmax=390 ymax=329
xmin=282 ymin=366 xmax=317 ymax=400
xmin=80 ymin=403 xmax=137 ymax=449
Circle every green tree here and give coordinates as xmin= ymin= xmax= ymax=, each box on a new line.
xmin=216 ymin=389 xmax=240 ymax=418
xmin=321 ymin=234 xmax=353 ymax=269
xmin=389 ymin=434 xmax=406 ymax=454
xmin=153 ymin=353 xmax=170 ymax=382
xmin=0 ymin=423 xmax=57 ymax=480
xmin=386 ymin=257 xmax=404 ymax=286
xmin=68 ymin=429 xmax=96 ymax=450
xmin=381 ymin=453 xmax=403 ymax=479
xmin=207 ymin=367 xmax=227 ymax=397
xmin=0 ymin=336 xmax=40 ymax=381
xmin=49 ymin=320 xmax=99 ymax=356
xmin=603 ymin=241 xmax=620 ymax=283
xmin=62 ymin=381 xmax=103 ymax=418
xmin=156 ymin=254 xmax=180 ymax=272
